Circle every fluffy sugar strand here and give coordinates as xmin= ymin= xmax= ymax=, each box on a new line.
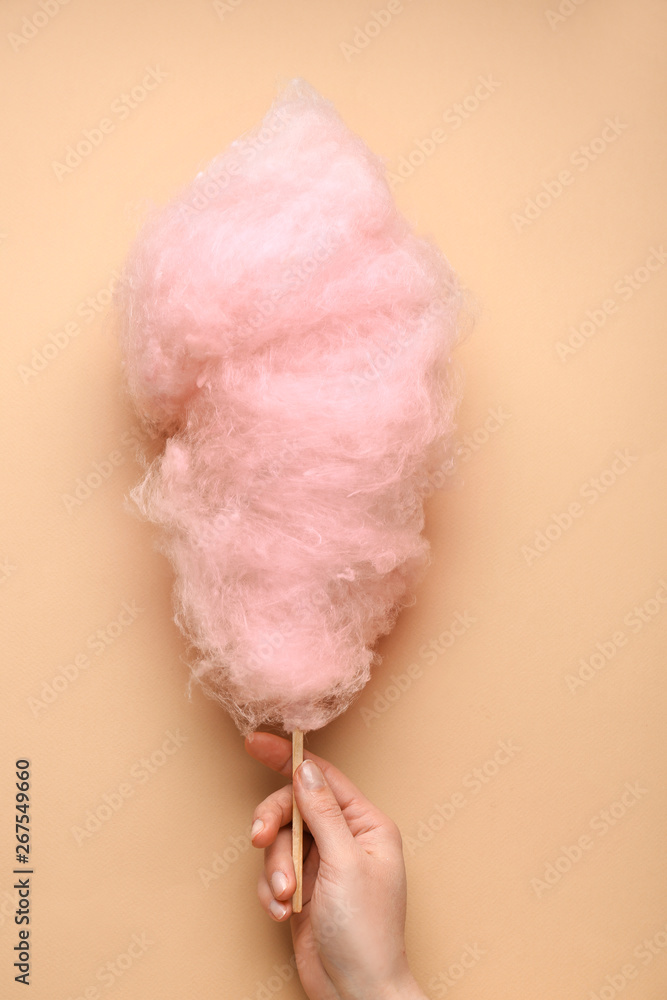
xmin=116 ymin=79 xmax=464 ymax=734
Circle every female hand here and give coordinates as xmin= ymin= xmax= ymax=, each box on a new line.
xmin=245 ymin=732 xmax=427 ymax=1000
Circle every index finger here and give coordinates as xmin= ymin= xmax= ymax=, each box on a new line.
xmin=244 ymin=732 xmax=384 ymax=828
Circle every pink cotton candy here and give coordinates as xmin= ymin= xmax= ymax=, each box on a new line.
xmin=116 ymin=78 xmax=463 ymax=734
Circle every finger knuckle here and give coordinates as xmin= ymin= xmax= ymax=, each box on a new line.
xmin=258 ymin=799 xmax=285 ymax=831
xmin=314 ymin=796 xmax=342 ymax=821
xmin=269 ymin=801 xmax=284 ymax=827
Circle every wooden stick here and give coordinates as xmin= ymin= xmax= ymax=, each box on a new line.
xmin=291 ymin=728 xmax=304 ymax=913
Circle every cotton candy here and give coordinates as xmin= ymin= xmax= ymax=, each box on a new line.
xmin=116 ymin=78 xmax=463 ymax=735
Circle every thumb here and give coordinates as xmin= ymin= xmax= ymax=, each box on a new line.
xmin=294 ymin=759 xmax=355 ymax=861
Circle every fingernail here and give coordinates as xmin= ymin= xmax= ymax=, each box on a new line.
xmin=269 ymin=899 xmax=288 ymax=920
xmin=299 ymin=759 xmax=325 ymax=791
xmin=251 ymin=819 xmax=264 ymax=840
xmin=271 ymin=871 xmax=288 ymax=897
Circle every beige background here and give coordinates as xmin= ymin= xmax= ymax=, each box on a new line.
xmin=1 ymin=0 xmax=666 ymax=997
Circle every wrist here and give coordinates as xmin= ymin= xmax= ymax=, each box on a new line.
xmin=375 ymin=972 xmax=426 ymax=1000
xmin=336 ymin=968 xmax=426 ymax=1000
